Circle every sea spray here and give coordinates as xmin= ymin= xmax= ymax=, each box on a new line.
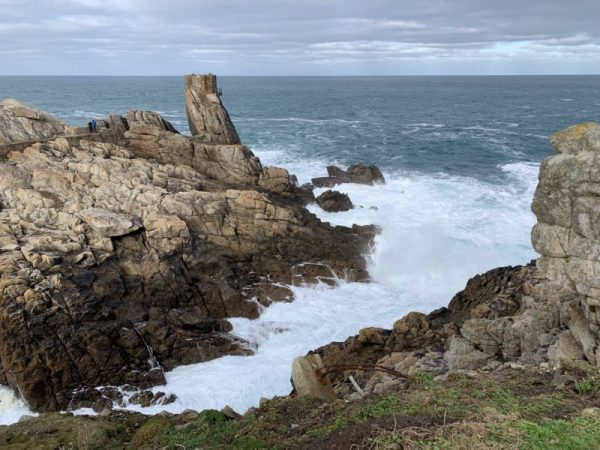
xmin=117 ymin=160 xmax=538 ymax=417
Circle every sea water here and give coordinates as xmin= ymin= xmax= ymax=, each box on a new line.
xmin=0 ymin=76 xmax=599 ymax=423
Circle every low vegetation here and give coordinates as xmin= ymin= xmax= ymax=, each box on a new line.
xmin=1 ymin=365 xmax=599 ymax=449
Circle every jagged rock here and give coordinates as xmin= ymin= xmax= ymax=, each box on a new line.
xmin=346 ymin=164 xmax=385 ymax=185
xmin=184 ymin=74 xmax=240 ymax=144
xmin=326 ymin=165 xmax=350 ymax=181
xmin=548 ymin=330 xmax=586 ymax=369
xmin=258 ymin=166 xmax=294 ymax=193
xmin=445 ymin=337 xmax=490 ymax=371
xmin=291 ymin=354 xmax=336 ymax=402
xmin=532 ymin=121 xmax=600 ymax=367
xmin=316 ymin=190 xmax=353 ymax=212
xmin=0 ymin=76 xmax=372 ymax=413
xmin=127 ymin=110 xmax=178 ymax=133
xmin=311 ymin=163 xmax=385 ymax=187
xmin=0 ymin=99 xmax=74 ymax=145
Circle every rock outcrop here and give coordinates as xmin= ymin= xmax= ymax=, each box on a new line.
xmin=312 ymin=164 xmax=385 ymax=188
xmin=532 ymin=122 xmax=600 ymax=367
xmin=0 ymin=75 xmax=373 ymax=412
xmin=294 ymin=122 xmax=600 ymax=402
xmin=184 ymin=74 xmax=240 ymax=144
xmin=316 ymin=190 xmax=353 ymax=212
xmin=0 ymin=99 xmax=74 ymax=145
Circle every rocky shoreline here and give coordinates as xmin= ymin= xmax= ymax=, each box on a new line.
xmin=0 ymin=74 xmax=378 ymax=413
xmin=1 ymin=77 xmax=599 ymax=448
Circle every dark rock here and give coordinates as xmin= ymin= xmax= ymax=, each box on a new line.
xmin=346 ymin=164 xmax=385 ymax=185
xmin=311 ymin=176 xmax=340 ymax=188
xmin=312 ymin=163 xmax=385 ymax=187
xmin=326 ymin=165 xmax=350 ymax=181
xmin=316 ymin=190 xmax=353 ymax=212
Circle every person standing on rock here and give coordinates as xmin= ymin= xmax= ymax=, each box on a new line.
xmin=91 ymin=119 xmax=97 ymax=132
xmin=87 ymin=121 xmax=93 ymax=133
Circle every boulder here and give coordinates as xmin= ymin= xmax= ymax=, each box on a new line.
xmin=291 ymin=354 xmax=336 ymax=402
xmin=126 ymin=110 xmax=178 ymax=133
xmin=316 ymin=190 xmax=353 ymax=212
xmin=0 ymin=99 xmax=74 ymax=145
xmin=346 ymin=163 xmax=385 ymax=185
xmin=80 ymin=208 xmax=142 ymax=237
xmin=258 ymin=166 xmax=294 ymax=193
xmin=311 ymin=163 xmax=385 ymax=187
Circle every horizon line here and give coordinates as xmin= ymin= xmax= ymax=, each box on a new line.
xmin=1 ymin=73 xmax=600 ymax=77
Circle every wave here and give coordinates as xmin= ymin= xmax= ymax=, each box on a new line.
xmin=113 ymin=159 xmax=537 ymax=417
xmin=232 ymin=117 xmax=364 ymax=125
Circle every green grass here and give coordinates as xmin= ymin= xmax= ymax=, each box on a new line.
xmin=2 ymin=367 xmax=599 ymax=450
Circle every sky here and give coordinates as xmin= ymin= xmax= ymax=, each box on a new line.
xmin=0 ymin=0 xmax=599 ymax=75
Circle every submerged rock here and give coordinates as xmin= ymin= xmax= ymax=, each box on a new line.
xmin=316 ymin=190 xmax=353 ymax=212
xmin=311 ymin=163 xmax=385 ymax=187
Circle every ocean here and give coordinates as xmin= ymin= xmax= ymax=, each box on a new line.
xmin=0 ymin=75 xmax=599 ymax=423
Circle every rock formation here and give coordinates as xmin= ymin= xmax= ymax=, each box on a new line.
xmin=295 ymin=122 xmax=600 ymax=402
xmin=0 ymin=99 xmax=74 ymax=145
xmin=532 ymin=122 xmax=600 ymax=367
xmin=312 ymin=164 xmax=385 ymax=188
xmin=0 ymin=75 xmax=373 ymax=412
xmin=316 ymin=190 xmax=353 ymax=212
xmin=184 ymin=73 xmax=240 ymax=144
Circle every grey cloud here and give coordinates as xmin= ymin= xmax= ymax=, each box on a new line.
xmin=0 ymin=0 xmax=598 ymax=74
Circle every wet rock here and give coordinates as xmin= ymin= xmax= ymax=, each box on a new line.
xmin=311 ymin=163 xmax=385 ymax=187
xmin=316 ymin=190 xmax=353 ymax=212
xmin=129 ymin=390 xmax=175 ymax=408
xmin=346 ymin=163 xmax=385 ymax=185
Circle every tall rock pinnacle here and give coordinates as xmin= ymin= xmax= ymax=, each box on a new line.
xmin=184 ymin=73 xmax=241 ymax=144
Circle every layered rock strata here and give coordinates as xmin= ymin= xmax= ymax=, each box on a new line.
xmin=184 ymin=73 xmax=240 ymax=144
xmin=0 ymin=75 xmax=373 ymax=412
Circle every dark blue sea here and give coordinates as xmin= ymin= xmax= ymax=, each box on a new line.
xmin=1 ymin=76 xmax=599 ymax=421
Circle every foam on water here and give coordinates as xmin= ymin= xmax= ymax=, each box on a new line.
xmin=0 ymin=148 xmax=540 ymax=424
xmin=120 ymin=154 xmax=538 ymax=417
xmin=0 ymin=386 xmax=37 ymax=425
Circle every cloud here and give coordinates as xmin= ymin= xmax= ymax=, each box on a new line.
xmin=0 ymin=0 xmax=598 ymax=74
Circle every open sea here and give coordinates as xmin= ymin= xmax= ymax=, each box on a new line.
xmin=1 ymin=75 xmax=599 ymax=423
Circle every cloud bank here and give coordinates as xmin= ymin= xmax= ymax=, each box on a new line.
xmin=0 ymin=0 xmax=598 ymax=75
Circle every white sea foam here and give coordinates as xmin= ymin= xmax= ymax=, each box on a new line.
xmin=0 ymin=151 xmax=540 ymax=424
xmin=120 ymin=156 xmax=538 ymax=417
xmin=0 ymin=386 xmax=37 ymax=425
